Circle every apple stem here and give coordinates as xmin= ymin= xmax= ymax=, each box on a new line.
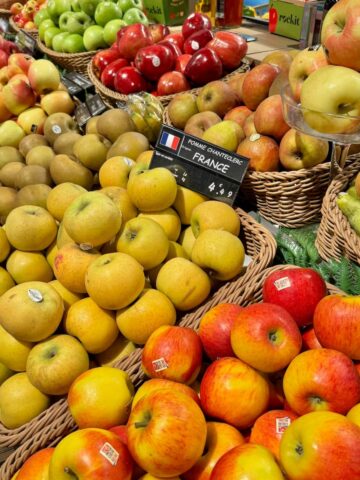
xmin=295 ymin=444 xmax=304 ymax=456
xmin=64 ymin=466 xmax=78 ymax=478
xmin=135 ymin=420 xmax=148 ymax=428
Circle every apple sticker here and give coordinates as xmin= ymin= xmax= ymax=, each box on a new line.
xmin=191 ymin=40 xmax=200 ymax=51
xmin=269 ymin=7 xmax=278 ymax=33
xmin=152 ymin=56 xmax=161 ymax=67
xmin=28 ymin=288 xmax=43 ymax=303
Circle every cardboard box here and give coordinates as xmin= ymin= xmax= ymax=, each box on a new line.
xmin=143 ymin=0 xmax=188 ymax=26
xmin=268 ymin=0 xmax=317 ymax=42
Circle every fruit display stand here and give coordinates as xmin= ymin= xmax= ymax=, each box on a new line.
xmin=9 ymin=16 xmax=38 ymax=39
xmin=0 ymin=263 xmax=343 ymax=480
xmin=316 ymin=154 xmax=360 ymax=265
xmin=87 ymin=58 xmax=252 ymax=107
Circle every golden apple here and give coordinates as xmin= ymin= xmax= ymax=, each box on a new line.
xmin=166 ymin=241 xmax=188 ymax=260
xmin=0 ymin=186 xmax=17 ymax=224
xmin=138 ymin=208 xmax=181 ymax=241
xmin=6 ymin=250 xmax=54 ymax=283
xmin=95 ymin=335 xmax=136 ymax=367
xmin=40 ymin=90 xmax=75 ymax=115
xmin=347 ymin=403 xmax=360 ymax=428
xmin=0 ymin=362 xmax=14 ymax=385
xmin=46 ymin=241 xmax=58 ymax=270
xmin=99 ymin=156 xmax=135 ymax=188
xmin=173 ymin=186 xmax=207 ymax=225
xmin=191 ymin=201 xmax=240 ymax=238
xmin=101 ymin=186 xmax=138 ymax=223
xmin=0 ymin=265 xmax=15 ymax=296
xmin=46 ymin=183 xmax=87 ymax=221
xmin=179 ymin=226 xmax=196 ymax=258
xmin=48 ymin=280 xmax=83 ymax=312
xmin=56 ymin=221 xmax=74 ymax=249
xmin=0 ymin=324 xmax=33 ymax=372
xmin=17 ymin=107 xmax=47 ymax=135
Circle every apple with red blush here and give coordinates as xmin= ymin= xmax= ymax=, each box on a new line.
xmin=302 ymin=326 xmax=322 ymax=351
xmin=185 ymin=48 xmax=223 ymax=86
xmin=114 ymin=66 xmax=148 ymax=94
xmin=157 ymin=71 xmax=190 ymax=96
xmin=135 ymin=44 xmax=174 ymax=82
xmin=207 ymin=31 xmax=248 ymax=70
xmin=117 ymin=23 xmax=152 ymax=60
xmin=101 ymin=58 xmax=129 ymax=89
xmin=148 ymin=23 xmax=170 ymax=44
xmin=176 ymin=54 xmax=192 ymax=75
xmin=92 ymin=48 xmax=121 ymax=78
xmin=158 ymin=40 xmax=182 ymax=60
xmin=183 ymin=29 xmax=214 ymax=55
xmin=182 ymin=12 xmax=212 ymax=40
xmin=224 ymin=106 xmax=253 ymax=128
xmin=163 ymin=32 xmax=185 ymax=52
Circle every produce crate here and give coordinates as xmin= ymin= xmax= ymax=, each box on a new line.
xmin=87 ymin=58 xmax=252 ymax=107
xmin=0 ymin=264 xmax=343 ymax=480
xmin=9 ymin=16 xmax=38 ymax=39
xmin=316 ymin=154 xmax=360 ymax=265
xmin=37 ymin=38 xmax=96 ymax=77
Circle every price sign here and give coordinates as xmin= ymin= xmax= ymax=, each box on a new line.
xmin=151 ymin=125 xmax=249 ymax=205
xmin=0 ymin=17 xmax=9 ymax=33
xmin=64 ymin=71 xmax=93 ymax=91
xmin=86 ymin=93 xmax=107 ymax=116
xmin=61 ymin=76 xmax=83 ymax=96
xmin=116 ymin=100 xmax=127 ymax=110
xmin=15 ymin=30 xmax=37 ymax=55
xmin=74 ymin=102 xmax=91 ymax=128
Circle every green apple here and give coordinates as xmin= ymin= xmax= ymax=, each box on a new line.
xmin=52 ymin=31 xmax=70 ymax=51
xmin=79 ymin=0 xmax=101 ymax=17
xmin=118 ymin=0 xmax=143 ymax=12
xmin=47 ymin=0 xmax=72 ymax=22
xmin=123 ymin=7 xmax=148 ymax=25
xmin=83 ymin=25 xmax=107 ymax=51
xmin=71 ymin=0 xmax=82 ymax=11
xmin=63 ymin=33 xmax=86 ymax=52
xmin=95 ymin=1 xmax=122 ymax=27
xmin=59 ymin=11 xmax=75 ymax=30
xmin=103 ymin=18 xmax=126 ymax=45
xmin=39 ymin=19 xmax=55 ymax=41
xmin=44 ymin=27 xmax=61 ymax=48
xmin=34 ymin=8 xmax=50 ymax=27
xmin=62 ymin=11 xmax=93 ymax=34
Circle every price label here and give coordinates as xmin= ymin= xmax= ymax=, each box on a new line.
xmin=74 ymin=102 xmax=91 ymax=128
xmin=86 ymin=93 xmax=107 ymax=116
xmin=61 ymin=76 xmax=83 ymax=96
xmin=152 ymin=125 xmax=249 ymax=205
xmin=15 ymin=30 xmax=37 ymax=55
xmin=64 ymin=71 xmax=93 ymax=90
xmin=116 ymin=100 xmax=127 ymax=110
xmin=0 ymin=17 xmax=9 ymax=33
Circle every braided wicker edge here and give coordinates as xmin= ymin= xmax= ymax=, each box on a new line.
xmin=87 ymin=58 xmax=251 ymax=107
xmin=37 ymin=38 xmax=96 ymax=76
xmin=316 ymin=154 xmax=360 ymax=264
xmin=0 ymin=9 xmax=11 ymax=17
xmin=9 ymin=17 xmax=38 ymax=38
xmin=0 ymin=264 xmax=344 ymax=480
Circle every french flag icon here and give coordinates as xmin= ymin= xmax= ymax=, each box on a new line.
xmin=159 ymin=131 xmax=180 ymax=150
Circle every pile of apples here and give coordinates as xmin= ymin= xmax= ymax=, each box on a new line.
xmin=8 ymin=266 xmax=360 ymax=480
xmin=93 ymin=12 xmax=248 ymax=96
xmin=10 ymin=0 xmax=46 ymax=31
xmin=34 ymin=0 xmax=150 ymax=53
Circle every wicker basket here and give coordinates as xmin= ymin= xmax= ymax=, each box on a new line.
xmin=37 ymin=38 xmax=96 ymax=76
xmin=87 ymin=58 xmax=251 ymax=107
xmin=0 ymin=264 xmax=343 ymax=480
xmin=9 ymin=16 xmax=38 ymax=38
xmin=0 ymin=9 xmax=11 ymax=17
xmin=316 ymin=154 xmax=360 ymax=264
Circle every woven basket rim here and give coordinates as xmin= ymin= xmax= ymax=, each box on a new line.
xmin=37 ymin=37 xmax=96 ymax=58
xmin=9 ymin=16 xmax=37 ymax=34
xmin=0 ymin=263 xmax=343 ymax=480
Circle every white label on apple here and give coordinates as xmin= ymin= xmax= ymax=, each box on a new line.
xmin=28 ymin=289 xmax=43 ymax=303
xmin=80 ymin=243 xmax=93 ymax=251
xmin=274 ymin=277 xmax=291 ymax=291
xmin=152 ymin=357 xmax=168 ymax=372
xmin=52 ymin=125 xmax=62 ymax=134
xmin=152 ymin=56 xmax=161 ymax=67
xmin=124 ymin=158 xmax=133 ymax=166
xmin=99 ymin=442 xmax=119 ymax=466
xmin=191 ymin=40 xmax=200 ymax=51
xmin=276 ymin=417 xmax=292 ymax=434
xmin=249 ymin=133 xmax=261 ymax=142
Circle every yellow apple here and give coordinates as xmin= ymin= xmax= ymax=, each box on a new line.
xmin=0 ymin=372 xmax=50 ymax=429
xmin=191 ymin=201 xmax=241 ymax=238
xmin=0 ymin=187 xmax=17 ymax=224
xmin=99 ymin=156 xmax=135 ymax=188
xmin=73 ymin=134 xmax=112 ymax=171
xmin=0 ymin=265 xmax=15 ymax=296
xmin=5 ymin=205 xmax=57 ymax=251
xmin=139 ymin=475 xmax=180 ymax=480
xmin=136 ymin=149 xmax=153 ymax=165
xmin=68 ymin=366 xmax=134 ymax=429
xmin=0 ymin=361 xmax=14 ymax=385
xmin=138 ymin=208 xmax=181 ymax=241
xmin=347 ymin=403 xmax=360 ymax=428
xmin=26 ymin=145 xmax=55 ymax=170
xmin=56 ymin=221 xmax=74 ymax=249
xmin=63 ymin=191 xmax=122 ymax=248
xmin=85 ymin=252 xmax=145 ymax=310
xmin=116 ymin=217 xmax=169 ymax=270
xmin=166 ymin=241 xmax=188 ymax=260
xmin=116 ymin=288 xmax=176 ymax=345
xmin=191 ymin=229 xmax=245 ymax=281
xmin=0 ymin=225 xmax=11 ymax=261
xmin=127 ymin=167 xmax=178 ymax=212
xmin=17 ymin=107 xmax=47 ymax=135
xmin=0 ymin=324 xmax=33 ymax=372
xmin=40 ymin=90 xmax=75 ymax=115
xmin=53 ymin=243 xmax=101 ymax=294
xmin=156 ymin=257 xmax=211 ymax=311
xmin=179 ymin=226 xmax=196 ymax=258
xmin=0 ymin=281 xmax=64 ymax=342
xmin=95 ymin=335 xmax=136 ymax=367
xmin=65 ymin=297 xmax=119 ymax=354
xmin=46 ymin=241 xmax=58 ymax=270
xmin=48 ymin=280 xmax=83 ymax=312
xmin=6 ymin=250 xmax=54 ymax=283
xmin=101 ymin=186 xmax=138 ymax=223
xmin=26 ymin=334 xmax=89 ymax=395
xmin=173 ymin=186 xmax=207 ymax=225
xmin=46 ymin=183 xmax=87 ymax=221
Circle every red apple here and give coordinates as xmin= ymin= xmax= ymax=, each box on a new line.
xmin=236 ymin=134 xmax=280 ymax=172
xmin=242 ymin=63 xmax=279 ymax=110
xmin=302 ymin=326 xmax=323 ymax=350
xmin=0 ymin=50 xmax=8 ymax=69
xmin=109 ymin=424 xmax=128 ymax=445
xmin=254 ymin=94 xmax=290 ymax=141
xmin=183 ymin=29 xmax=214 ymax=55
xmin=158 ymin=39 xmax=183 ymax=59
xmin=141 ymin=325 xmax=203 ymax=384
xmin=2 ymin=75 xmax=36 ymax=115
xmin=226 ymin=72 xmax=248 ymax=103
xmin=249 ymin=409 xmax=298 ymax=461
xmin=283 ymin=348 xmax=360 ymax=416
xmin=114 ymin=66 xmax=148 ymax=94
xmin=17 ymin=447 xmax=54 ymax=480
xmin=10 ymin=2 xmax=23 ymax=15
xmin=101 ymin=58 xmax=129 ymax=89
xmin=157 ymin=71 xmax=190 ymax=96
xmin=92 ymin=48 xmax=121 ymax=78
xmin=8 ymin=52 xmax=34 ymax=74
xmin=163 ymin=32 xmax=185 ymax=52
xmin=134 ymin=44 xmax=175 ymax=82
xmin=184 ymin=48 xmax=223 ymax=86
xmin=182 ymin=12 xmax=212 ymax=40
xmin=280 ymin=411 xmax=360 ymax=480
xmin=314 ymin=294 xmax=360 ymax=360
xmin=182 ymin=422 xmax=245 ymax=480
xmin=200 ymin=357 xmax=270 ymax=429
xmin=148 ymin=23 xmax=170 ymax=44
xmin=224 ymin=106 xmax=252 ymax=128
xmin=262 ymin=267 xmax=327 ymax=328
xmin=127 ymin=389 xmax=207 ymax=477
xmin=176 ymin=54 xmax=192 ymax=74
xmin=132 ymin=378 xmax=200 ymax=408
xmin=48 ymin=428 xmax=133 ymax=479
xmin=117 ymin=23 xmax=152 ymax=60
xmin=206 ymin=31 xmax=248 ymax=70
xmin=198 ymin=303 xmax=242 ymax=360
xmin=230 ymin=302 xmax=302 ymax=373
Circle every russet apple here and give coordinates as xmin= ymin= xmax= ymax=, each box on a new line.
xmin=132 ymin=378 xmax=200 ymax=409
xmin=191 ymin=200 xmax=240 ymax=237
xmin=141 ymin=325 xmax=203 ymax=384
xmin=127 ymin=389 xmax=207 ymax=477
xmin=73 ymin=134 xmax=112 ymax=172
xmin=68 ymin=366 xmax=134 ymax=429
xmin=25 ymin=145 xmax=54 ymax=170
xmin=0 ymin=324 xmax=33 ymax=372
xmin=46 ymin=183 xmax=87 ymax=222
xmin=99 ymin=156 xmax=135 ymax=189
xmin=6 ymin=250 xmax=53 ymax=284
xmin=116 ymin=288 xmax=176 ymax=345
xmin=283 ymin=348 xmax=360 ymax=415
xmin=184 ymin=111 xmax=222 ymax=138
xmin=279 ymin=128 xmax=329 ymax=170
xmin=16 ymin=447 xmax=54 ymax=480
xmin=196 ymin=80 xmax=238 ymax=118
xmin=254 ymin=94 xmax=290 ymax=141
xmin=200 ymin=357 xmax=270 ymax=428
xmin=27 ymin=59 xmax=60 ymax=95
xmin=50 ymin=154 xmax=94 ymax=189
xmin=236 ymin=134 xmax=280 ymax=172
xmin=242 ymin=63 xmax=279 ymax=110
